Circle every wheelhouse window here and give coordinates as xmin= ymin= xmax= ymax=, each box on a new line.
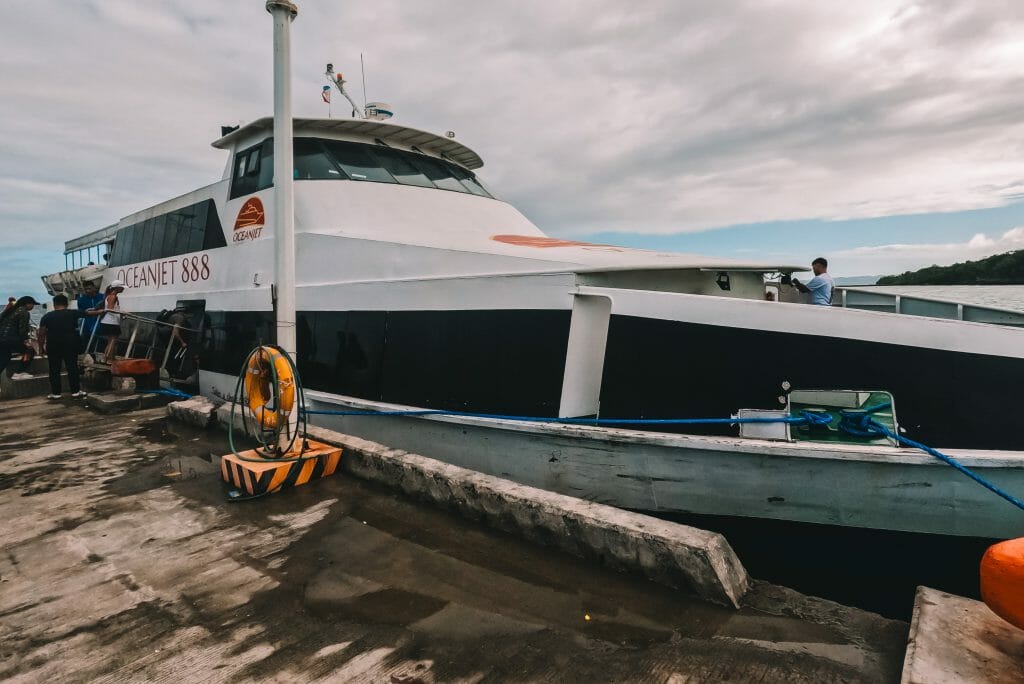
xmin=322 ymin=140 xmax=397 ymax=183
xmin=230 ymin=136 xmax=495 ymax=199
xmin=229 ymin=140 xmax=272 ymax=199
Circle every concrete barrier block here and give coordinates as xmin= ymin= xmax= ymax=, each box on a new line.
xmin=167 ymin=396 xmax=219 ymax=428
xmin=307 ymin=425 xmax=749 ymax=608
xmin=111 ymin=376 xmax=136 ymax=395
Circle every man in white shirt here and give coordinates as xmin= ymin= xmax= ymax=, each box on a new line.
xmin=792 ymin=257 xmax=834 ymax=306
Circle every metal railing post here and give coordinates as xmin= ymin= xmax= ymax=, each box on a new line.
xmin=160 ymin=324 xmax=178 ymax=371
xmin=125 ymin=321 xmax=140 ymax=358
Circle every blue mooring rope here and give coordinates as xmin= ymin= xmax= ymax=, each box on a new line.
xmin=835 ymin=410 xmax=1024 ymax=512
xmin=301 ymin=407 xmax=835 ymax=427
xmin=302 ymin=403 xmax=1024 ymax=512
xmin=140 ymin=387 xmax=194 ymax=400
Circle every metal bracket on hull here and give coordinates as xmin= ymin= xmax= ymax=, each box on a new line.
xmin=558 ymin=293 xmax=612 ymax=419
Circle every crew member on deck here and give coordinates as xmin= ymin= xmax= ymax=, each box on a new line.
xmin=792 ymin=257 xmax=834 ymax=306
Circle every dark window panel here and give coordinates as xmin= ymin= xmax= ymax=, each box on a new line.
xmin=447 ymin=162 xmax=492 ymax=198
xmin=257 ymin=138 xmax=274 ymax=190
xmin=185 ymin=202 xmax=207 ymax=253
xmin=322 ymin=140 xmax=396 ymax=183
xmin=372 ymin=147 xmax=434 ymax=188
xmin=203 ymin=200 xmax=226 ymax=249
xmin=408 ymin=154 xmax=468 ymax=193
xmin=294 ymin=138 xmax=343 ymax=180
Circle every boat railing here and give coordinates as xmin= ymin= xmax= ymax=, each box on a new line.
xmin=836 ymin=287 xmax=1024 ymax=328
xmin=84 ymin=313 xmax=192 ymax=381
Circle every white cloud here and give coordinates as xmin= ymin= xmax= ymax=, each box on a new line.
xmin=2 ymin=0 xmax=1024 ymax=275
xmin=834 ymin=226 xmax=1024 ymax=275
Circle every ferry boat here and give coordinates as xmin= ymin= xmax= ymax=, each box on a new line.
xmin=42 ymin=100 xmax=1024 ymax=540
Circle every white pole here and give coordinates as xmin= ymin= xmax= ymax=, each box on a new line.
xmin=266 ymin=0 xmax=298 ymax=358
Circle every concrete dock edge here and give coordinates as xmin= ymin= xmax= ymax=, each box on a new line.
xmin=310 ymin=423 xmax=749 ymax=607
xmin=212 ymin=404 xmax=748 ymax=606
xmin=211 ymin=400 xmax=747 ymax=607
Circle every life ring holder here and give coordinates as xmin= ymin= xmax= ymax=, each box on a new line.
xmin=229 ymin=345 xmax=309 ymax=461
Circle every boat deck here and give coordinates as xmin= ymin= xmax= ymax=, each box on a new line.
xmin=0 ymin=396 xmax=909 ymax=682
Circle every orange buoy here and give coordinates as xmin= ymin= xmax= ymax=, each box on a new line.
xmin=243 ymin=346 xmax=295 ymax=431
xmin=980 ymin=537 xmax=1024 ymax=630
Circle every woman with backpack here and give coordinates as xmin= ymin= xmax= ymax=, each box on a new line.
xmin=0 ymin=296 xmax=39 ymax=376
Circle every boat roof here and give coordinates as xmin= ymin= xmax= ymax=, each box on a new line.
xmin=211 ymin=117 xmax=484 ymax=170
xmin=64 ymin=223 xmax=118 ymax=254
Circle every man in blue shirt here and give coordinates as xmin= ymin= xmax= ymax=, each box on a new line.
xmin=76 ymin=281 xmax=105 ymax=351
xmin=793 ymin=257 xmax=834 ymax=306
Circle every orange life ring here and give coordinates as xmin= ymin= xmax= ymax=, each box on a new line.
xmin=980 ymin=537 xmax=1024 ymax=630
xmin=243 ymin=346 xmax=295 ymax=431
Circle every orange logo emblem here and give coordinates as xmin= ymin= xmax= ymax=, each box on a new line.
xmin=233 ymin=198 xmax=265 ymax=243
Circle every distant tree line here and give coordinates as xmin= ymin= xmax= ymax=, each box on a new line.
xmin=877 ymin=249 xmax=1024 ymax=285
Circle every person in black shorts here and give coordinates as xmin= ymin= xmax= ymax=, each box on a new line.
xmin=37 ymin=295 xmax=102 ymax=399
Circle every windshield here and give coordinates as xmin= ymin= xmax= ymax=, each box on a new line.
xmin=232 ymin=137 xmax=495 ymax=199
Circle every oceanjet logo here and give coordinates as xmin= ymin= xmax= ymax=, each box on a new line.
xmin=233 ymin=197 xmax=265 ymax=243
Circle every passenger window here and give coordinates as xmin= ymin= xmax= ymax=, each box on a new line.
xmin=323 ymin=140 xmax=396 ymax=183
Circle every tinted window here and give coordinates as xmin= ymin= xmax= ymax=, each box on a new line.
xmin=447 ymin=162 xmax=490 ymax=197
xmin=322 ymin=140 xmax=396 ymax=183
xmin=294 ymin=138 xmax=343 ymax=180
xmin=161 ymin=213 xmax=180 ymax=257
xmin=372 ymin=147 xmax=433 ymax=187
xmin=203 ymin=202 xmax=226 ymax=249
xmin=229 ymin=142 xmax=267 ymax=199
xmin=108 ymin=200 xmax=226 ymax=266
xmin=409 ymin=155 xmax=468 ymax=193
xmin=137 ymin=219 xmax=156 ymax=262
xmin=257 ymin=138 xmax=274 ymax=189
xmin=184 ymin=202 xmax=207 ymax=252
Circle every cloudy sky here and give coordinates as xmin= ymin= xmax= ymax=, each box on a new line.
xmin=3 ymin=0 xmax=1024 ymax=298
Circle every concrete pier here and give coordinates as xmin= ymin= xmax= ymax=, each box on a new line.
xmin=1 ymin=396 xmax=908 ymax=681
xmin=307 ymin=424 xmax=749 ymax=608
xmin=901 ymin=586 xmax=1024 ymax=683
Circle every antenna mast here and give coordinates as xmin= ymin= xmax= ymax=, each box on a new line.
xmin=361 ymin=53 xmax=367 ymax=109
xmin=325 ymin=63 xmax=364 ymax=119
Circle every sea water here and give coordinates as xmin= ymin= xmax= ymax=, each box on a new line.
xmin=860 ymin=285 xmax=1024 ymax=311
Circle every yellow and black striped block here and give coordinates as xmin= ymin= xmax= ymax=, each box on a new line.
xmin=220 ymin=440 xmax=343 ymax=496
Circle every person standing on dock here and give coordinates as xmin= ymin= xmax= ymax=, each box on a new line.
xmin=37 ymin=295 xmax=96 ymax=399
xmin=76 ymin=281 xmax=105 ymax=354
xmin=792 ymin=258 xmax=834 ymax=306
xmin=0 ymin=296 xmax=39 ymax=377
xmin=96 ymin=281 xmax=125 ymax=363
